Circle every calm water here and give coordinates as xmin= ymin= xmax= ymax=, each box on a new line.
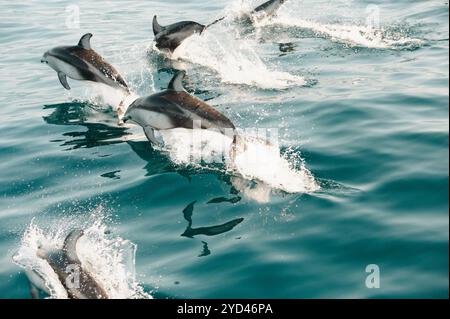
xmin=0 ymin=0 xmax=448 ymax=298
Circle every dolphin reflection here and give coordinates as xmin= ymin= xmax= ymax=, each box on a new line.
xmin=43 ymin=103 xmax=130 ymax=150
xmin=181 ymin=201 xmax=244 ymax=238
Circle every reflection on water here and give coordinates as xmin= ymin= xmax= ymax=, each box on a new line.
xmin=199 ymin=241 xmax=211 ymax=257
xmin=43 ymin=103 xmax=131 ymax=150
xmin=181 ymin=201 xmax=244 ymax=257
xmin=100 ymin=170 xmax=121 ymax=180
xmin=42 ymin=102 xmax=298 ymax=203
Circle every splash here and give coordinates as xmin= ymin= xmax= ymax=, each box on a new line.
xmin=223 ymin=0 xmax=423 ymax=50
xmin=12 ymin=209 xmax=151 ymax=299
xmin=231 ymin=136 xmax=319 ymax=193
xmin=271 ymin=14 xmax=423 ymax=49
xmin=157 ymin=129 xmax=320 ymax=194
xmin=172 ymin=27 xmax=306 ymax=89
xmin=80 ymin=83 xmax=140 ymax=119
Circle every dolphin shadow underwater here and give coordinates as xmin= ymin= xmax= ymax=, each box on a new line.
xmin=152 ymin=0 xmax=289 ymax=54
xmin=180 ymin=201 xmax=244 ymax=257
xmin=22 ymin=229 xmax=109 ymax=299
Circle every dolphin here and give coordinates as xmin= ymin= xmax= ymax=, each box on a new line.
xmin=152 ymin=16 xmax=204 ymax=53
xmin=41 ymin=33 xmax=129 ymax=94
xmin=29 ymin=229 xmax=108 ymax=299
xmin=152 ymin=16 xmax=224 ymax=53
xmin=122 ymin=71 xmax=237 ymax=145
xmin=152 ymin=0 xmax=287 ymax=53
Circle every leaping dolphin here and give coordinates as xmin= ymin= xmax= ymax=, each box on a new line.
xmin=41 ymin=33 xmax=130 ymax=94
xmin=152 ymin=16 xmax=224 ymax=53
xmin=152 ymin=0 xmax=288 ymax=52
xmin=122 ymin=71 xmax=237 ymax=146
xmin=27 ymin=229 xmax=109 ymax=299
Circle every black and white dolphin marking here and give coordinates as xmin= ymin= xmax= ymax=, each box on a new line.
xmin=27 ymin=229 xmax=108 ymax=299
xmin=152 ymin=0 xmax=288 ymax=52
xmin=41 ymin=33 xmax=129 ymax=94
xmin=152 ymin=16 xmax=205 ymax=53
xmin=123 ymin=71 xmax=237 ymax=145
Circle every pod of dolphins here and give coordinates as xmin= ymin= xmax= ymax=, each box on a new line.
xmin=29 ymin=0 xmax=288 ymax=299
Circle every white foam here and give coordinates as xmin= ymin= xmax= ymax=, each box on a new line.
xmin=269 ymin=10 xmax=423 ymax=49
xmin=172 ymin=29 xmax=305 ymax=89
xmin=81 ymin=83 xmax=140 ymax=119
xmin=232 ymin=138 xmax=319 ymax=194
xmin=157 ymin=129 xmax=320 ymax=194
xmin=12 ymin=210 xmax=151 ymax=299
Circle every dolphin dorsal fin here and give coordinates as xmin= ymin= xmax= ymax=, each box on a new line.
xmin=168 ymin=71 xmax=187 ymax=92
xmin=62 ymin=229 xmax=84 ymax=263
xmin=153 ymin=16 xmax=164 ymax=36
xmin=78 ymin=33 xmax=93 ymax=50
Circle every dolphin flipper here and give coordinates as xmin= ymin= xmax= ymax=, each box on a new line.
xmin=153 ymin=16 xmax=164 ymax=36
xmin=78 ymin=33 xmax=93 ymax=50
xmin=144 ymin=126 xmax=160 ymax=145
xmin=62 ymin=229 xmax=84 ymax=263
xmin=58 ymin=72 xmax=71 ymax=90
xmin=168 ymin=71 xmax=186 ymax=92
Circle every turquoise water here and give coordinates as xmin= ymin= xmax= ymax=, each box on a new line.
xmin=0 ymin=0 xmax=448 ymax=298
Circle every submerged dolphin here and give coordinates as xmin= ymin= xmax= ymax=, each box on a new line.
xmin=41 ymin=33 xmax=129 ymax=94
xmin=123 ymin=71 xmax=237 ymax=145
xmin=152 ymin=0 xmax=287 ymax=52
xmin=27 ymin=229 xmax=108 ymax=299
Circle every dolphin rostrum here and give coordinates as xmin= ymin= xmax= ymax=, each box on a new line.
xmin=31 ymin=229 xmax=108 ymax=299
xmin=152 ymin=0 xmax=287 ymax=52
xmin=41 ymin=33 xmax=129 ymax=94
xmin=123 ymin=71 xmax=238 ymax=146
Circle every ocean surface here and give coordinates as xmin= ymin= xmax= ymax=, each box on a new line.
xmin=0 ymin=0 xmax=448 ymax=298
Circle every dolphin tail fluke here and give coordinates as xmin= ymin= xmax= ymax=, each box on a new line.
xmin=153 ymin=15 xmax=164 ymax=36
xmin=62 ymin=229 xmax=84 ymax=263
xmin=117 ymin=88 xmax=132 ymax=123
xmin=202 ymin=16 xmax=225 ymax=33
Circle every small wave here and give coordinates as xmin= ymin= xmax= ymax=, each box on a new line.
xmin=12 ymin=209 xmax=151 ymax=299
